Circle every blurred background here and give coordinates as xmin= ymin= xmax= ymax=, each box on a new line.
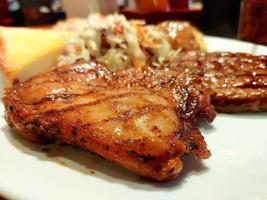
xmin=0 ymin=0 xmax=266 ymax=44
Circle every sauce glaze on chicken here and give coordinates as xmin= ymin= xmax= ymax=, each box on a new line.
xmin=3 ymin=60 xmax=215 ymax=181
xmin=163 ymin=51 xmax=267 ymax=113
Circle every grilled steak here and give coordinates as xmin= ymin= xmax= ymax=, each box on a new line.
xmin=3 ymin=60 xmax=215 ymax=181
xmin=162 ymin=51 xmax=267 ymax=113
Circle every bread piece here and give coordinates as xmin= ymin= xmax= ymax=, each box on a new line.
xmin=0 ymin=27 xmax=69 ymax=88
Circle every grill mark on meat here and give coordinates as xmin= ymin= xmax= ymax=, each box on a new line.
xmin=204 ymin=74 xmax=267 ymax=89
xmin=33 ymin=92 xmax=172 ymax=118
xmin=164 ymin=51 xmax=267 ymax=113
xmin=87 ymin=104 xmax=170 ymax=125
xmin=23 ymin=90 xmax=97 ymax=105
xmin=17 ymin=80 xmax=110 ymax=92
xmin=3 ymin=60 xmax=215 ymax=181
xmin=37 ymin=104 xmax=172 ymax=131
xmin=21 ymin=74 xmax=113 ymax=86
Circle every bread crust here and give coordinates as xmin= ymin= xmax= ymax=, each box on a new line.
xmin=0 ymin=30 xmax=7 ymax=73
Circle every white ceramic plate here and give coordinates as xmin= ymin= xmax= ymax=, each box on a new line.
xmin=0 ymin=36 xmax=267 ymax=200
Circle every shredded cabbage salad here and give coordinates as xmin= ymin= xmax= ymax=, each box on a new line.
xmin=58 ymin=14 xmax=182 ymax=71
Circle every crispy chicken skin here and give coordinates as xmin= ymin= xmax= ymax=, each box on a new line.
xmin=157 ymin=21 xmax=206 ymax=51
xmin=162 ymin=51 xmax=267 ymax=113
xmin=3 ymin=60 xmax=215 ymax=181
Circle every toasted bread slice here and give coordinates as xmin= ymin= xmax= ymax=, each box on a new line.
xmin=0 ymin=27 xmax=70 ymax=88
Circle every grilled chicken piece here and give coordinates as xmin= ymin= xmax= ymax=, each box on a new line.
xmin=3 ymin=60 xmax=215 ymax=181
xmin=157 ymin=21 xmax=207 ymax=51
xmin=162 ymin=51 xmax=267 ymax=113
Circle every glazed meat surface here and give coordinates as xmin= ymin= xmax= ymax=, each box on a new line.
xmin=163 ymin=51 xmax=267 ymax=113
xmin=3 ymin=60 xmax=215 ymax=181
xmin=157 ymin=21 xmax=206 ymax=51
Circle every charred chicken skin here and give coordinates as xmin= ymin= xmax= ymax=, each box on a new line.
xmin=3 ymin=60 xmax=215 ymax=181
xmin=162 ymin=51 xmax=267 ymax=113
